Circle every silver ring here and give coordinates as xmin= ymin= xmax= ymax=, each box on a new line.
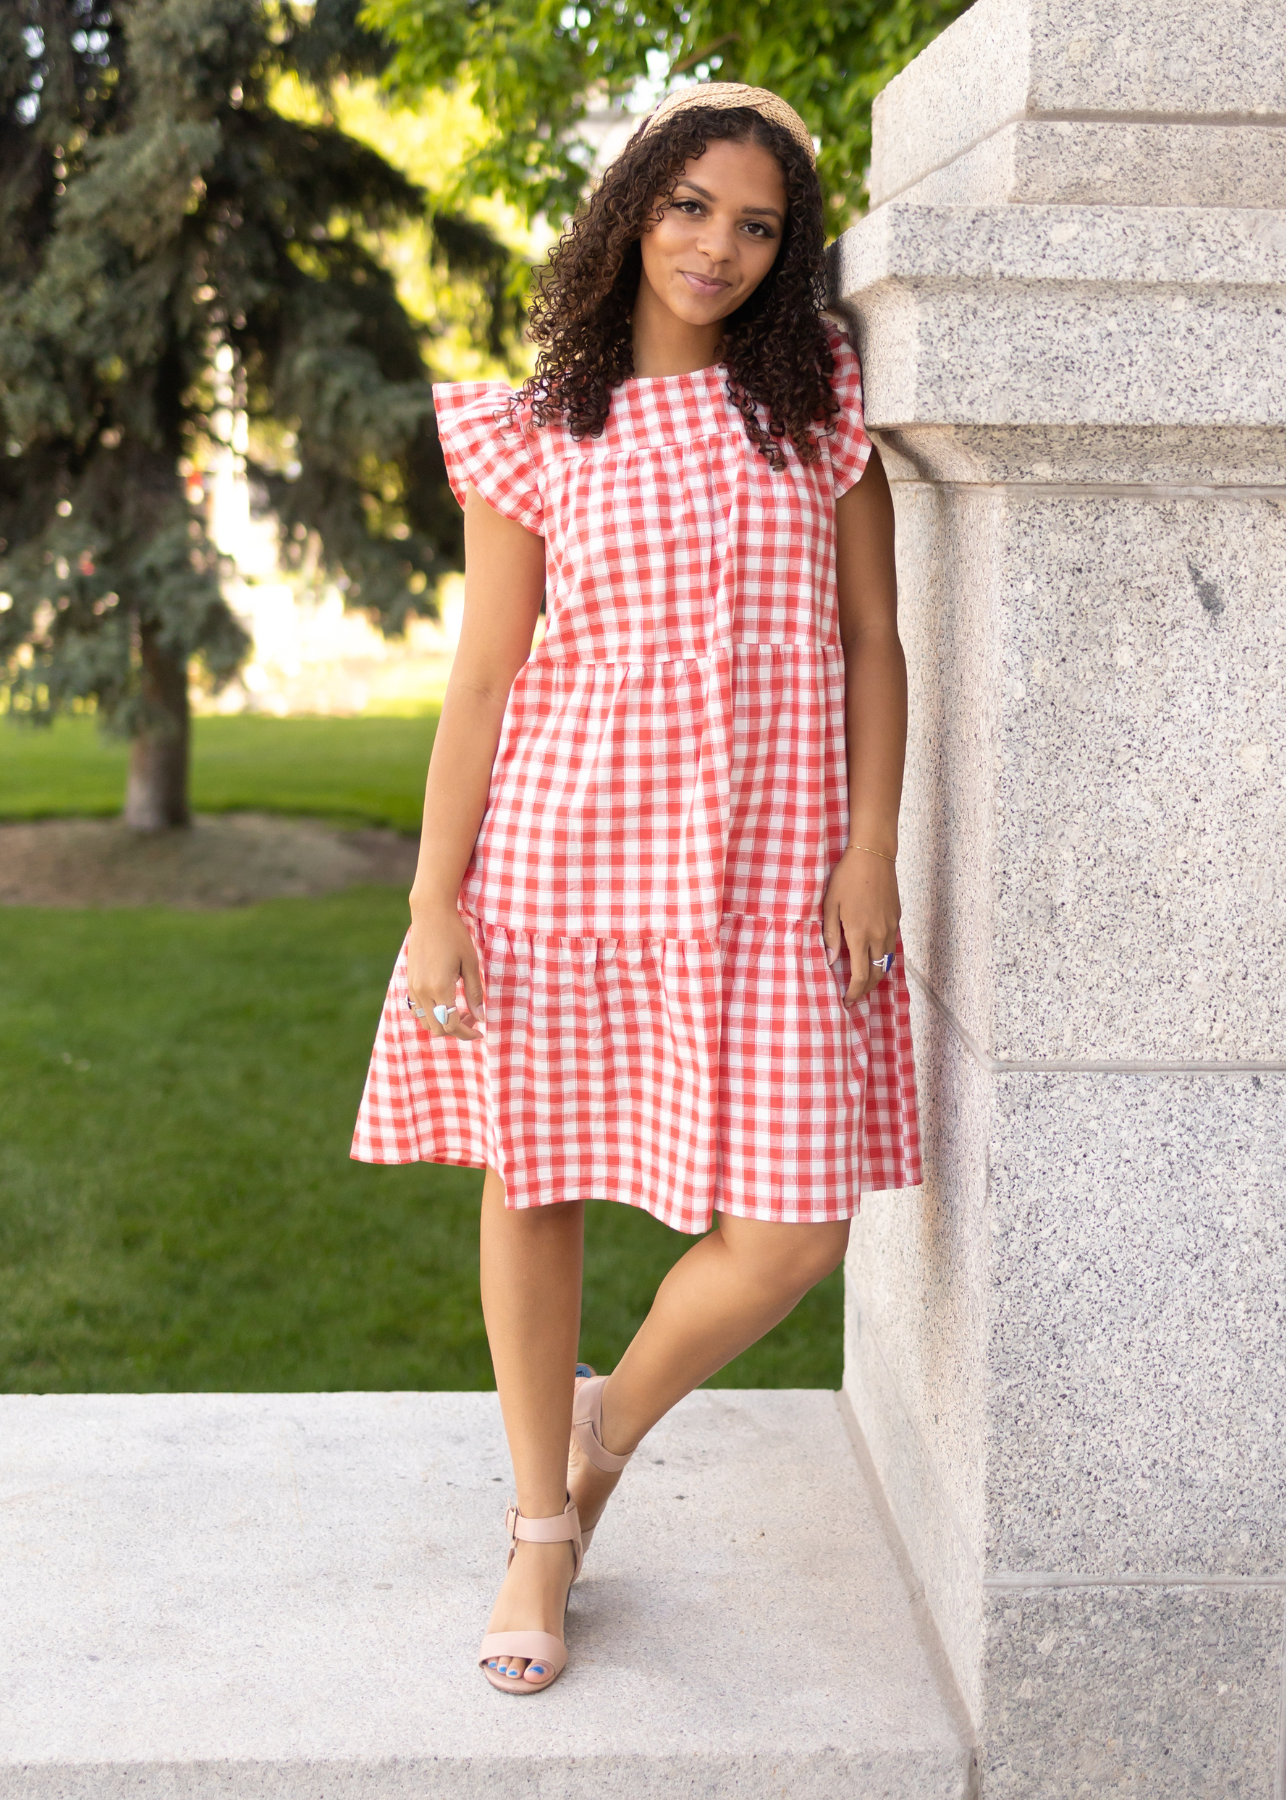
xmin=407 ymin=996 xmax=427 ymax=1019
xmin=432 ymin=1003 xmax=456 ymax=1027
xmin=872 ymin=952 xmax=894 ymax=975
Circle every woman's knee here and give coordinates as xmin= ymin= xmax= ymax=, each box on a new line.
xmin=716 ymin=1216 xmax=849 ymax=1297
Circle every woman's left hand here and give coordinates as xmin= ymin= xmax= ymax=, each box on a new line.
xmin=822 ymin=847 xmax=901 ymax=1008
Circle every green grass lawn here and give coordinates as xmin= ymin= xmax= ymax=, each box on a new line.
xmin=1 ymin=711 xmax=437 ymax=832
xmin=0 ymin=891 xmax=842 ymax=1392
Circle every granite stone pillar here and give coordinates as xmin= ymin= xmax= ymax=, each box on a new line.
xmin=833 ymin=1 xmax=1286 ymax=1790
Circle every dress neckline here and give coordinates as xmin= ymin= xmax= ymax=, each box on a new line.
xmin=622 ymin=362 xmax=727 ymax=387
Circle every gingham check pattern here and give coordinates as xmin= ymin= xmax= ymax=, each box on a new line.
xmin=352 ymin=327 xmax=922 ymax=1232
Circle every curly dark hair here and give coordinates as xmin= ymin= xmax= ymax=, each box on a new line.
xmin=517 ymin=107 xmax=839 ymax=470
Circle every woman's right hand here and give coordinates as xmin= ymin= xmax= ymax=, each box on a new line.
xmin=406 ymin=903 xmax=486 ymax=1041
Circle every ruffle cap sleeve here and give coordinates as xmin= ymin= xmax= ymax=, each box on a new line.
xmin=824 ymin=323 xmax=872 ymax=498
xmin=432 ymin=382 xmax=544 ymax=535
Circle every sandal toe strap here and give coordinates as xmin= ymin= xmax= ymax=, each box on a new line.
xmin=479 ymin=1631 xmax=567 ymax=1675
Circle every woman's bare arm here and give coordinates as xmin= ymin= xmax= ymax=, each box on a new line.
xmin=821 ymin=444 xmax=908 ymax=1005
xmin=406 ymin=487 xmax=545 ymax=1039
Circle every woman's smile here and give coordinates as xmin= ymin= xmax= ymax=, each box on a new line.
xmin=679 ymin=269 xmax=730 ymax=295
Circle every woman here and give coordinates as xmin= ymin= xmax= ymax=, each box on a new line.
xmin=352 ymin=83 xmax=921 ymax=1694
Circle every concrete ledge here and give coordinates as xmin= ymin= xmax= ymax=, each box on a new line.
xmin=0 ymin=1391 xmax=974 ymax=1798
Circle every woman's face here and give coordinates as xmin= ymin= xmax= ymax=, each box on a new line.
xmin=638 ymin=136 xmax=788 ymax=328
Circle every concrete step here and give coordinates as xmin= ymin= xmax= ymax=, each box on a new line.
xmin=0 ymin=1389 xmax=974 ymax=1797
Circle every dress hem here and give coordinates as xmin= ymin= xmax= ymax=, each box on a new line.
xmin=347 ymin=1144 xmax=872 ymax=1234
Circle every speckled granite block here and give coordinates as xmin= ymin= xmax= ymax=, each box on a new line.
xmin=834 ymin=203 xmax=1286 ymax=431
xmin=869 ymin=0 xmax=1286 ymax=206
xmin=867 ymin=0 xmax=1029 ymax=206
xmin=995 ymin=496 xmax=1285 ymax=1062
xmin=988 ymin=1071 xmax=1286 ymax=1576
xmin=979 ymin=1585 xmax=1285 ymax=1799
xmin=891 ymin=482 xmax=1286 ymax=1063
xmin=896 ymin=121 xmax=1286 ymax=211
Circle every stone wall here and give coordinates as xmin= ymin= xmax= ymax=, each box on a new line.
xmin=835 ymin=0 xmax=1286 ymax=1790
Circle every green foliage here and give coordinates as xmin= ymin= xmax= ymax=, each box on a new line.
xmin=0 ymin=890 xmax=842 ymax=1390
xmin=364 ymin=0 xmax=974 ymax=230
xmin=0 ymin=709 xmax=440 ymax=828
xmin=0 ymin=0 xmax=522 ymax=734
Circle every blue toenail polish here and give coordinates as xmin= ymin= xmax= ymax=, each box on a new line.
xmin=530 ymin=1665 xmax=544 ymax=1675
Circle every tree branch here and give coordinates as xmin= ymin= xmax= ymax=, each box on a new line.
xmin=669 ymin=34 xmax=741 ymax=75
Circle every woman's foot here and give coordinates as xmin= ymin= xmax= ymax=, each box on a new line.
xmin=484 ymin=1536 xmax=576 ymax=1684
xmin=567 ymin=1371 xmax=635 ymax=1536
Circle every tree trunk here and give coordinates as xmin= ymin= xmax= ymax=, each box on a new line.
xmin=124 ymin=626 xmax=191 ymax=831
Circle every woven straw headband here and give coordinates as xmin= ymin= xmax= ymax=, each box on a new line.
xmin=635 ymin=82 xmax=816 ymax=167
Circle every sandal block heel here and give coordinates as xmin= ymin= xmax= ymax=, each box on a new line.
xmin=571 ymin=1369 xmax=634 ymax=1555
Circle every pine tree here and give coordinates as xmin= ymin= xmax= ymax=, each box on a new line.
xmin=0 ymin=0 xmax=518 ymax=828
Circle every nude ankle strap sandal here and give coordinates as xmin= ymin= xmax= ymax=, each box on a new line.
xmin=479 ymin=1497 xmax=583 ymax=1695
xmin=572 ymin=1371 xmax=634 ymax=1552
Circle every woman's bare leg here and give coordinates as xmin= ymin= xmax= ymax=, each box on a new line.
xmin=568 ymin=1213 xmax=849 ymax=1531
xmin=479 ymin=1167 xmax=584 ymax=1682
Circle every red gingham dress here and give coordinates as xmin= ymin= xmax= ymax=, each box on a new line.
xmin=352 ymin=325 xmax=921 ymax=1232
